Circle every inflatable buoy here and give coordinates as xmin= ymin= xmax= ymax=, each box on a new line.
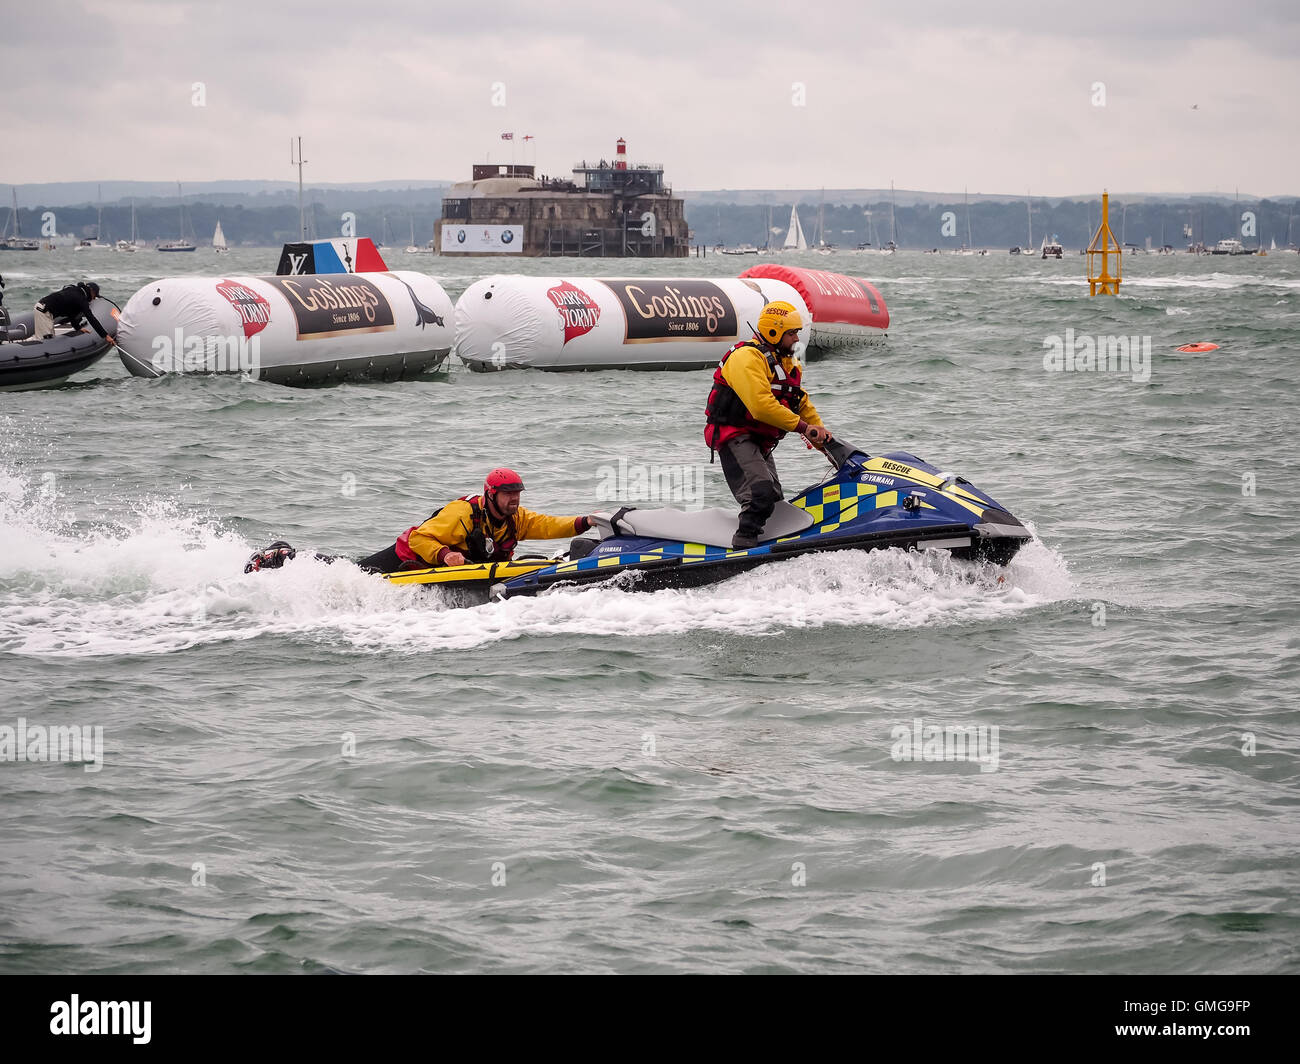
xmin=1176 ymin=342 xmax=1219 ymax=353
xmin=454 ymin=276 xmax=809 ymax=370
xmin=740 ymin=265 xmax=889 ymax=348
xmin=116 ymin=272 xmax=453 ymax=385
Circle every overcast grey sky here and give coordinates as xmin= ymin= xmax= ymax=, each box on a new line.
xmin=1 ymin=0 xmax=1296 ymax=195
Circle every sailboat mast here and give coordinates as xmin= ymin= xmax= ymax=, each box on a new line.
xmin=291 ymin=137 xmax=307 ymax=240
xmin=1027 ymin=189 xmax=1032 ymax=248
xmin=965 ymin=187 xmax=972 ymax=247
xmin=890 ymin=181 xmax=897 ymax=245
xmin=177 ymin=181 xmax=185 ymax=242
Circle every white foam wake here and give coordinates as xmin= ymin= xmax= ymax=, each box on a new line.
xmin=1 ymin=460 xmax=1072 ymax=656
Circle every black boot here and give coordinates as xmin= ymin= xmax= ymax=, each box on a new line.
xmin=244 ymin=541 xmax=296 ymax=573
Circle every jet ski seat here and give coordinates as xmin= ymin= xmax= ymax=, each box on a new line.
xmin=592 ymin=500 xmax=814 ymax=549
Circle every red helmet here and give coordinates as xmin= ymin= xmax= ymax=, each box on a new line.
xmin=484 ymin=467 xmax=525 ymax=498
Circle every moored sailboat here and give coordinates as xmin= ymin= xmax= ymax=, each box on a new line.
xmin=158 ymin=182 xmax=197 ymax=252
xmin=782 ymin=205 xmax=808 ymax=251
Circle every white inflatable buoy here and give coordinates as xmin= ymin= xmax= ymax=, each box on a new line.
xmin=115 ymin=271 xmax=454 ymax=385
xmin=454 ymin=275 xmax=810 ymax=370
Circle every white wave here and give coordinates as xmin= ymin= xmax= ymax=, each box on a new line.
xmin=1123 ymin=274 xmax=1300 ymax=291
xmin=0 ymin=463 xmax=1073 ymax=657
xmin=387 ymin=537 xmax=1073 ymax=653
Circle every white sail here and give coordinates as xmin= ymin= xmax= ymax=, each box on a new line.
xmin=212 ymin=220 xmax=228 ymax=249
xmin=783 ymin=205 xmax=807 ymax=251
xmin=1271 ymin=237 xmax=1277 ymax=250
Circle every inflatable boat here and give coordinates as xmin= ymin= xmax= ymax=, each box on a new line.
xmin=0 ymin=297 xmax=119 ymax=391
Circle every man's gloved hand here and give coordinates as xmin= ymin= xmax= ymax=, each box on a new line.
xmin=798 ymin=421 xmax=832 ymax=448
xmin=443 ymin=551 xmax=467 ymax=567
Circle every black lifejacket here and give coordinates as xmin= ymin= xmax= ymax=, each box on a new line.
xmin=449 ymin=494 xmax=518 ymax=562
xmin=397 ymin=494 xmax=518 ymax=565
xmin=704 ymin=339 xmax=806 ymax=451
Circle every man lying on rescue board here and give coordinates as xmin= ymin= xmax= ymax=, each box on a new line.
xmin=244 ymin=467 xmax=599 ymax=574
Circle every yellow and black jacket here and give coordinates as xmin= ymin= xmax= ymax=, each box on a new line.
xmin=704 ymin=340 xmax=823 ymax=451
xmin=397 ymin=495 xmax=586 ymax=567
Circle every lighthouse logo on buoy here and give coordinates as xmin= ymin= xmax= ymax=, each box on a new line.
xmin=215 ymin=279 xmax=271 ymax=339
xmin=546 ymin=281 xmax=600 ymax=345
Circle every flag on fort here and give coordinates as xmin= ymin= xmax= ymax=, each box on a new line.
xmin=500 ymin=132 xmax=513 ymax=141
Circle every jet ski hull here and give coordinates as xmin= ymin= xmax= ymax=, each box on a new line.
xmin=494 ymin=445 xmax=1032 ymax=599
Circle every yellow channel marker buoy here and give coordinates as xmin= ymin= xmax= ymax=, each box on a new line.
xmin=1087 ymin=191 xmax=1122 ymax=296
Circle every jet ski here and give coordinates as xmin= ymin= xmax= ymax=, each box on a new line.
xmin=489 ymin=437 xmax=1031 ymax=599
xmin=244 ymin=437 xmax=1031 ymax=602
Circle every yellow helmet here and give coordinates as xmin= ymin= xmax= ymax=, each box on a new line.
xmin=756 ymin=300 xmax=803 ymax=344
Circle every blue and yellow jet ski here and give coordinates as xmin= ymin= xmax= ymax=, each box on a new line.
xmin=489 ymin=437 xmax=1030 ymax=599
xmin=245 ymin=438 xmax=1030 ymax=601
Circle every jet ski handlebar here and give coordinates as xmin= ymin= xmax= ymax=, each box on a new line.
xmin=821 ymin=435 xmax=865 ymax=470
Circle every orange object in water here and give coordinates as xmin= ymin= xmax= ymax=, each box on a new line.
xmin=1176 ymin=342 xmax=1220 ymax=353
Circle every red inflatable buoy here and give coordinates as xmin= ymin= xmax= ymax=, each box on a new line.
xmin=1176 ymin=342 xmax=1219 ymax=353
xmin=739 ymin=264 xmax=889 ymax=349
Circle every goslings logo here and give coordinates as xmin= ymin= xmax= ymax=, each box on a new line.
xmin=265 ymin=276 xmax=395 ymax=340
xmin=599 ymin=280 xmax=737 ymax=344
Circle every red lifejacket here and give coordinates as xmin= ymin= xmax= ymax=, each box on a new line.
xmin=394 ymin=494 xmax=519 ymax=565
xmin=703 ymin=340 xmax=806 ymax=452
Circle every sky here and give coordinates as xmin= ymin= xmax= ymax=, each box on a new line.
xmin=1 ymin=0 xmax=1297 ymax=196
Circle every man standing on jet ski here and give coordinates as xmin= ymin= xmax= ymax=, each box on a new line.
xmin=704 ymin=300 xmax=832 ymax=549
xmin=246 ymin=468 xmax=598 ymax=574
xmin=33 ymin=282 xmax=114 ymax=343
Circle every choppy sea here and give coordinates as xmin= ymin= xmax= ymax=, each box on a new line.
xmin=1 ymin=247 xmax=1297 ymax=973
